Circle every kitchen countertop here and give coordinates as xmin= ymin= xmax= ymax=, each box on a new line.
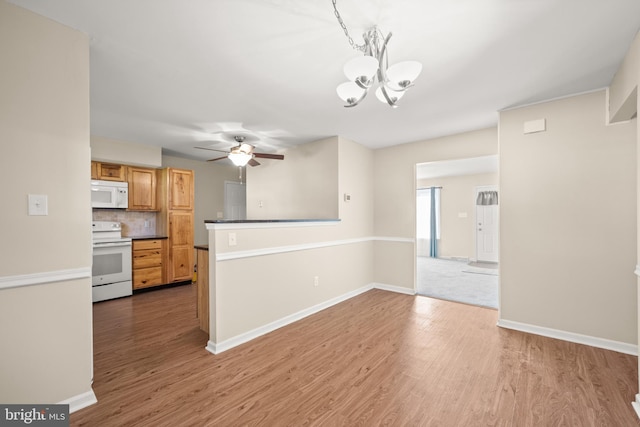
xmin=194 ymin=244 xmax=208 ymax=251
xmin=128 ymin=235 xmax=168 ymax=240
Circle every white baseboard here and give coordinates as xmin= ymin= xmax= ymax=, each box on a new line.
xmin=632 ymin=394 xmax=640 ymax=420
xmin=206 ymin=284 xmax=375 ymax=355
xmin=372 ymin=282 xmax=416 ymax=295
xmin=58 ymin=389 xmax=97 ymax=413
xmin=497 ymin=319 xmax=638 ymax=356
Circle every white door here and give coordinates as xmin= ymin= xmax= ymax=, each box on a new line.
xmin=476 ymin=187 xmax=499 ymax=263
xmin=224 ymin=181 xmax=246 ymax=220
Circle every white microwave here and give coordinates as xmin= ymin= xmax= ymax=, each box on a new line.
xmin=91 ymin=180 xmax=128 ymax=209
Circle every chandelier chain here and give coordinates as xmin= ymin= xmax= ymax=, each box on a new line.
xmin=332 ymin=0 xmax=366 ymax=52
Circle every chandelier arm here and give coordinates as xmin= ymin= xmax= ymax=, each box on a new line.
xmin=380 ymin=85 xmax=397 ymax=107
xmin=344 ymin=87 xmax=369 ymax=108
xmin=377 ymin=32 xmax=393 ymax=84
xmin=354 ymin=77 xmax=373 ymax=90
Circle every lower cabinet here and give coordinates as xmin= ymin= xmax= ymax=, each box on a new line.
xmin=132 ymin=239 xmax=166 ymax=290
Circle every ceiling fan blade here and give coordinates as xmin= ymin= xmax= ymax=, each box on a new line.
xmin=254 ymin=153 xmax=284 ymax=160
xmin=248 ymin=158 xmax=261 ymax=167
xmin=195 ymin=146 xmax=229 ymax=154
xmin=207 ymin=156 xmax=228 ymax=162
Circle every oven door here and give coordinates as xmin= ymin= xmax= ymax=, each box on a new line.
xmin=92 ymin=241 xmax=132 ymax=287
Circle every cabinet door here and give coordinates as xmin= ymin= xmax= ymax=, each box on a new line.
xmin=168 ymin=211 xmax=193 ymax=282
xmin=91 ymin=161 xmax=98 ymax=180
xmin=98 ymin=162 xmax=126 ymax=181
xmin=168 ymin=168 xmax=194 ymax=210
xmin=170 ymin=246 xmax=193 ymax=282
xmin=128 ymin=167 xmax=157 ymax=211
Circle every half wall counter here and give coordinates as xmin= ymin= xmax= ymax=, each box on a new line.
xmin=203 ymin=218 xmax=385 ymax=356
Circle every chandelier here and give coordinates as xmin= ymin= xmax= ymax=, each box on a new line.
xmin=332 ymin=0 xmax=422 ymax=108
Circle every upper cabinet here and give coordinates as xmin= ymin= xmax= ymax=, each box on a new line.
xmin=91 ymin=161 xmax=98 ymax=180
xmin=92 ymin=161 xmax=126 ymax=182
xmin=168 ymin=168 xmax=194 ymax=210
xmin=127 ymin=166 xmax=158 ymax=211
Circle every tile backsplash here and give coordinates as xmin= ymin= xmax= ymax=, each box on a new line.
xmin=93 ymin=209 xmax=158 ymax=237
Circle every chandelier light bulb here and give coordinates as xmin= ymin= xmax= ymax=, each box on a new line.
xmin=336 ymin=81 xmax=366 ymax=105
xmin=385 ymin=61 xmax=423 ymax=89
xmin=343 ymin=55 xmax=379 ymax=84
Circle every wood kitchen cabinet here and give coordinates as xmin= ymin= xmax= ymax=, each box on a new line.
xmin=158 ymin=168 xmax=195 ymax=284
xmin=91 ymin=161 xmax=98 ymax=179
xmin=168 ymin=168 xmax=194 ymax=210
xmin=127 ymin=166 xmax=158 ymax=211
xmin=132 ymin=239 xmax=166 ymax=290
xmin=94 ymin=162 xmax=126 ymax=181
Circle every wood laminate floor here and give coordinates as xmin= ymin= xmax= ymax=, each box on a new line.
xmin=73 ymin=285 xmax=640 ymax=426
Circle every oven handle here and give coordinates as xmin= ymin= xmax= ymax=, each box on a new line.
xmin=93 ymin=242 xmax=132 ymax=248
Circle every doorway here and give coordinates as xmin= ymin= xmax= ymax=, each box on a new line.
xmin=415 ymin=156 xmax=499 ymax=309
xmin=224 ymin=181 xmax=247 ymax=220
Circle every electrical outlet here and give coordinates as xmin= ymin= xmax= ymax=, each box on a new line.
xmin=228 ymin=232 xmax=237 ymax=246
xmin=313 ymin=276 xmax=319 ymax=287
xmin=144 ymin=220 xmax=150 ymax=228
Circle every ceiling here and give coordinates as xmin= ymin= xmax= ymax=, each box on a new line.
xmin=9 ymin=0 xmax=640 ymax=160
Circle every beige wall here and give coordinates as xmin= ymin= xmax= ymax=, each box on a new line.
xmin=162 ymin=155 xmax=239 ymax=245
xmin=338 ymin=136 xmax=374 ymax=238
xmin=418 ymin=173 xmax=498 ymax=259
xmin=208 ymin=137 xmax=374 ymax=344
xmin=609 ymin=32 xmax=640 ymax=123
xmin=499 ymin=90 xmax=637 ymax=344
xmin=246 ymin=137 xmax=339 ymax=220
xmin=373 ymin=127 xmax=499 ymax=290
xmin=91 ymin=135 xmax=162 ymax=168
xmin=0 ymin=1 xmax=93 ymax=404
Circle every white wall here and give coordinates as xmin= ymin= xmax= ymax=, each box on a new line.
xmin=162 ymin=155 xmax=239 ymax=245
xmin=246 ymin=137 xmax=339 ymax=220
xmin=0 ymin=1 xmax=94 ymax=407
xmin=499 ymin=90 xmax=637 ymax=345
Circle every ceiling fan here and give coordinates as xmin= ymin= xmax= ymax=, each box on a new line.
xmin=195 ymin=136 xmax=285 ymax=167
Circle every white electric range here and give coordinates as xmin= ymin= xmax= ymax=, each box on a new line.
xmin=91 ymin=221 xmax=132 ymax=302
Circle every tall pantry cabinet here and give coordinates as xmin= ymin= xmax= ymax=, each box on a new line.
xmin=157 ymin=168 xmax=195 ymax=284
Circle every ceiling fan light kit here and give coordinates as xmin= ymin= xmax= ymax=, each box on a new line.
xmin=332 ymin=0 xmax=422 ymax=108
xmin=195 ymin=134 xmax=284 ymax=169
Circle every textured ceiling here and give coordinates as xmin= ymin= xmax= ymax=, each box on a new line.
xmin=9 ymin=0 xmax=640 ymax=161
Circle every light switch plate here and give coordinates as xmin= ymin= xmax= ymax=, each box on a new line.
xmin=28 ymin=194 xmax=48 ymax=216
xmin=228 ymin=232 xmax=237 ymax=246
